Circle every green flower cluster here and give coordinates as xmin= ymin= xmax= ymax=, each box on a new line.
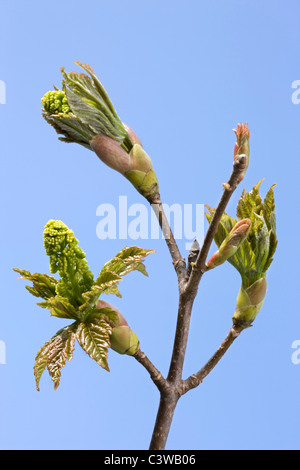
xmin=41 ymin=90 xmax=71 ymax=115
xmin=43 ymin=220 xmax=94 ymax=304
xmin=14 ymin=221 xmax=153 ymax=389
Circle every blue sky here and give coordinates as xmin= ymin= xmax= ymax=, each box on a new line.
xmin=1 ymin=0 xmax=300 ymax=450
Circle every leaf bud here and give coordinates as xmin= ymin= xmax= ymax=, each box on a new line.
xmin=206 ymin=218 xmax=251 ymax=269
xmin=232 ymin=277 xmax=267 ymax=328
xmin=96 ymin=300 xmax=140 ymax=356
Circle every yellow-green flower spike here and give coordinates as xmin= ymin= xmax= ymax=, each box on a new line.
xmin=41 ymin=90 xmax=71 ymax=115
xmin=43 ymin=220 xmax=94 ymax=304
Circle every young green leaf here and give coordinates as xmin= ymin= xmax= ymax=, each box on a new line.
xmin=79 ymin=271 xmax=123 ymax=313
xmin=37 ymin=296 xmax=80 ymax=320
xmin=84 ymin=307 xmax=120 ymax=327
xmin=13 ymin=269 xmax=57 ymax=300
xmin=100 ymin=246 xmax=155 ymax=280
xmin=206 ymin=181 xmax=277 ymax=285
xmin=63 ymin=62 xmax=128 ymax=143
xmin=236 ymin=179 xmax=264 ymax=222
xmin=43 ymin=112 xmax=94 ymax=148
xmin=34 ymin=323 xmax=77 ymax=391
xmin=76 ymin=319 xmax=112 ymax=371
xmin=263 ymin=183 xmax=276 ymax=230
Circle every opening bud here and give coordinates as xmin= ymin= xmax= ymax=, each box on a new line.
xmin=110 ymin=327 xmax=140 ymax=356
xmin=96 ymin=300 xmax=140 ymax=356
xmin=90 ymin=134 xmax=130 ymax=175
xmin=42 ymin=62 xmax=160 ymax=201
xmin=233 ymin=122 xmax=250 ymax=182
xmin=206 ymin=218 xmax=251 ymax=269
xmin=125 ymin=144 xmax=160 ymax=200
xmin=233 ymin=277 xmax=267 ymax=328
xmin=122 ymin=123 xmax=143 ymax=147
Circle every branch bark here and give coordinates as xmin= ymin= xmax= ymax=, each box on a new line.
xmin=180 ymin=324 xmax=244 ymax=395
xmin=147 ymin=193 xmax=186 ymax=282
xmin=167 ymin=295 xmax=195 ymax=384
xmin=133 ymin=349 xmax=167 ymax=393
xmin=149 ymin=390 xmax=180 ymax=450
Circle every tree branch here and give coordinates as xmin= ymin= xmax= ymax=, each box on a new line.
xmin=185 ymin=154 xmax=247 ymax=295
xmin=180 ymin=324 xmax=244 ymax=395
xmin=147 ymin=193 xmax=186 ymax=282
xmin=167 ymin=295 xmax=195 ymax=384
xmin=149 ymin=390 xmax=180 ymax=450
xmin=134 ymin=349 xmax=168 ymax=393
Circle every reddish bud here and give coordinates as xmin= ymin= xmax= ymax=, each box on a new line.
xmin=206 ymin=218 xmax=251 ymax=269
xmin=122 ymin=123 xmax=143 ymax=147
xmin=90 ymin=135 xmax=130 ymax=175
xmin=95 ymin=300 xmax=140 ymax=356
xmin=233 ymin=122 xmax=250 ymax=182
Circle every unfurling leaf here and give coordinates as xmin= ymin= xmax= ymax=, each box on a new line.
xmin=13 ymin=269 xmax=57 ymax=300
xmin=79 ymin=246 xmax=154 ymax=312
xmin=37 ymin=295 xmax=80 ymax=320
xmin=34 ymin=323 xmax=77 ymax=391
xmin=76 ymin=319 xmax=112 ymax=371
xmin=80 ymin=271 xmax=123 ymax=308
xmin=100 ymin=246 xmax=155 ymax=279
xmin=206 ymin=181 xmax=277 ymax=286
xmin=233 ymin=122 xmax=250 ymax=182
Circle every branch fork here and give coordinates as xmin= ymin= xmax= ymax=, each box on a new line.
xmin=135 ymin=149 xmax=249 ymax=450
